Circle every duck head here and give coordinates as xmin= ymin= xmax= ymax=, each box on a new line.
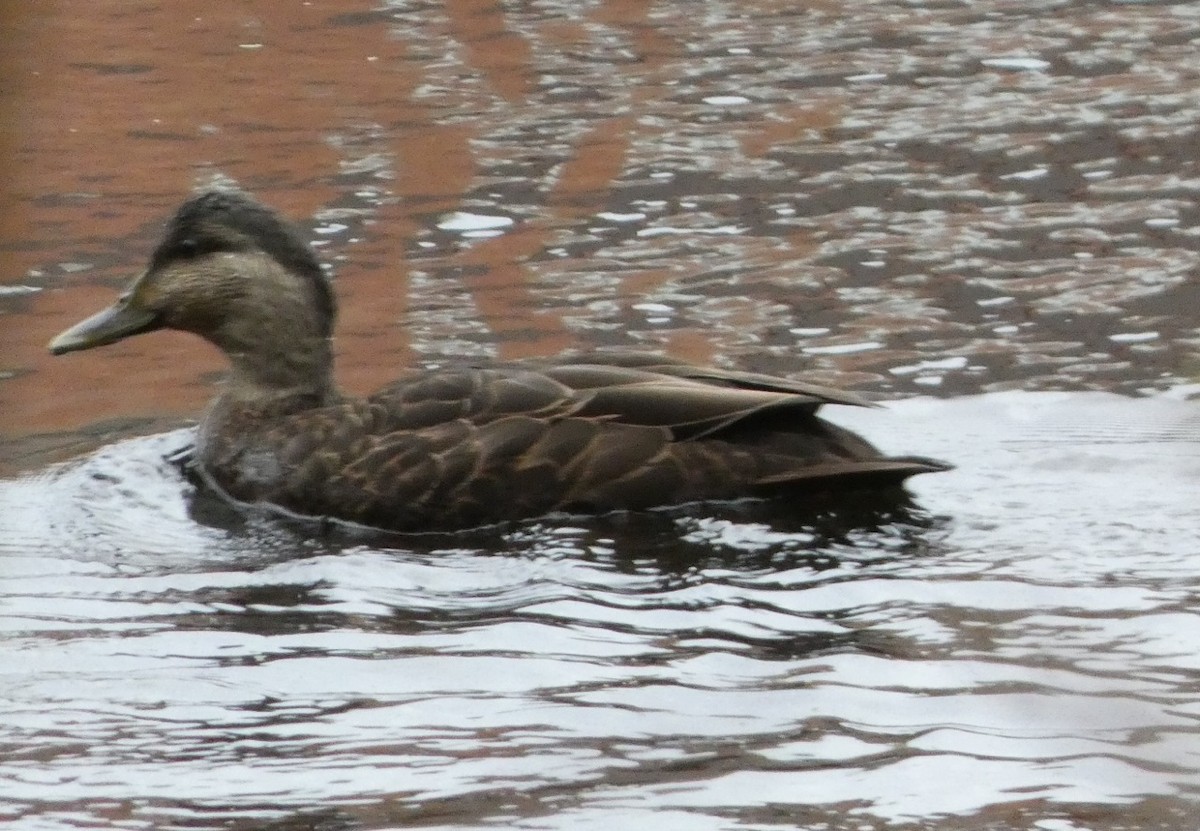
xmin=49 ymin=190 xmax=338 ymax=400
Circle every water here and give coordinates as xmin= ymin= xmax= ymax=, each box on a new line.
xmin=3 ymin=393 xmax=1198 ymax=829
xmin=4 ymin=0 xmax=1200 ymax=828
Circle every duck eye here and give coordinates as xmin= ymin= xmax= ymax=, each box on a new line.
xmin=176 ymin=238 xmax=199 ymax=258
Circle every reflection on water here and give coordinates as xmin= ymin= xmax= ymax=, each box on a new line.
xmin=5 ymin=0 xmax=1200 ymax=828
xmin=7 ymin=0 xmax=1200 ymax=451
xmin=3 ymin=393 xmax=1199 ymax=830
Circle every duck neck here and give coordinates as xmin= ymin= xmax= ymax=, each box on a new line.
xmin=221 ymin=335 xmax=339 ymax=415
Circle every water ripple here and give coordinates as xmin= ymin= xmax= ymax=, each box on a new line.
xmin=2 ymin=393 xmax=1198 ymax=829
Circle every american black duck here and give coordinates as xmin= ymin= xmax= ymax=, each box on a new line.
xmin=49 ymin=189 xmax=948 ymax=531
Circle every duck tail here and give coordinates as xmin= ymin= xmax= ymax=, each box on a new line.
xmin=754 ymin=455 xmax=952 ymax=491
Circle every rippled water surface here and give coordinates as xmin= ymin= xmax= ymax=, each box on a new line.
xmin=4 ymin=0 xmax=1200 ymax=829
xmin=4 ymin=393 xmax=1200 ymax=830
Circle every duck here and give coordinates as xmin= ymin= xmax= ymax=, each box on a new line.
xmin=48 ymin=189 xmax=949 ymax=532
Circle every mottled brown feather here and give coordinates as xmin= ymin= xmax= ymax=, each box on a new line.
xmin=48 ymin=189 xmax=950 ymax=532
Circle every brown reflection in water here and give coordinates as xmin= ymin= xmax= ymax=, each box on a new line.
xmin=0 ymin=0 xmax=29 ymax=261
xmin=739 ymin=103 xmax=844 ymax=159
xmin=550 ymin=117 xmax=637 ymax=215
xmin=447 ymin=226 xmax=574 ymax=359
xmin=453 ymin=115 xmax=648 ymax=359
xmin=2 ymin=1 xmax=464 ymax=456
xmin=5 ymin=0 xmax=1200 ymax=474
xmin=444 ymin=0 xmax=534 ymax=102
xmin=590 ymin=0 xmax=680 ymax=72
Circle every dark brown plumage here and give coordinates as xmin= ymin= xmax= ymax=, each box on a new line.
xmin=49 ymin=189 xmax=949 ymax=531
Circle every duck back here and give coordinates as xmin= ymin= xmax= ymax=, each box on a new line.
xmin=199 ymin=353 xmax=948 ymax=531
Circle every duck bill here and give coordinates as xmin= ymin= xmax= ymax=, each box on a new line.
xmin=48 ymin=296 xmax=161 ymax=355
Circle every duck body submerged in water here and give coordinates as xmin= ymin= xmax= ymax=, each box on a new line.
xmin=50 ymin=190 xmax=948 ymax=531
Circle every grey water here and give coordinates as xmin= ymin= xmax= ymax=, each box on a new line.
xmin=3 ymin=392 xmax=1199 ymax=829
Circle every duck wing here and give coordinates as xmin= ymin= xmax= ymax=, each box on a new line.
xmin=309 ymin=415 xmax=680 ymax=529
xmin=217 ymin=359 xmax=944 ymax=530
xmin=534 ymin=351 xmax=878 ymax=407
xmin=369 ymin=359 xmax=866 ymax=441
xmin=254 ymin=405 xmax=941 ymax=531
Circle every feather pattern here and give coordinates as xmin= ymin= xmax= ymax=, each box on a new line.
xmin=49 ymin=190 xmax=950 ymax=532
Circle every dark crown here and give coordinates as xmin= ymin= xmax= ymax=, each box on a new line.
xmin=151 ymin=189 xmax=336 ymax=336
